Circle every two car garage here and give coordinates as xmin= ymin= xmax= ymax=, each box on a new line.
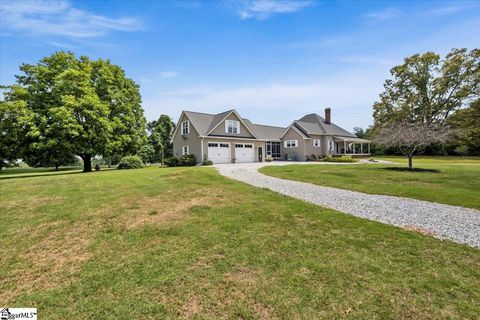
xmin=207 ymin=142 xmax=255 ymax=164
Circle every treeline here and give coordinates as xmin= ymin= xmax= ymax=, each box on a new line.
xmin=0 ymin=51 xmax=174 ymax=172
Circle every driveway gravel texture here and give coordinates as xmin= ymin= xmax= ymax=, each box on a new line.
xmin=215 ymin=162 xmax=480 ymax=248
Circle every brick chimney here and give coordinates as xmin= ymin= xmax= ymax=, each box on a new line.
xmin=325 ymin=107 xmax=331 ymax=124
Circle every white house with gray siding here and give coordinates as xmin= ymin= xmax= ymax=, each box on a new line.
xmin=172 ymin=108 xmax=370 ymax=164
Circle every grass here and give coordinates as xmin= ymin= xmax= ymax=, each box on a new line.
xmin=1 ymin=166 xmax=480 ymax=319
xmin=260 ymin=156 xmax=480 ymax=210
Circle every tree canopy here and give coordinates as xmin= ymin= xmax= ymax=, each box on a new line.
xmin=373 ymin=48 xmax=479 ymax=127
xmin=147 ymin=114 xmax=174 ymax=164
xmin=372 ymin=48 xmax=479 ymax=166
xmin=1 ymin=51 xmax=147 ymax=172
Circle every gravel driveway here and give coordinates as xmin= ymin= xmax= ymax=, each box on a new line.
xmin=215 ymin=162 xmax=480 ymax=248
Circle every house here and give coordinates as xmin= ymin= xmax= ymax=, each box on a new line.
xmin=172 ymin=108 xmax=371 ymax=164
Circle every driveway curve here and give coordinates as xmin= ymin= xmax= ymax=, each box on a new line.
xmin=215 ymin=162 xmax=480 ymax=248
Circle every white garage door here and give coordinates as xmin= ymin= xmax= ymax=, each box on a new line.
xmin=235 ymin=144 xmax=254 ymax=163
xmin=207 ymin=142 xmax=231 ymax=164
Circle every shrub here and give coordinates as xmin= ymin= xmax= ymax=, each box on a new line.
xmin=164 ymin=155 xmax=196 ymax=167
xmin=265 ymin=156 xmax=273 ymax=162
xmin=323 ymin=154 xmax=358 ymax=163
xmin=164 ymin=157 xmax=179 ymax=167
xmin=202 ymin=159 xmax=213 ymax=166
xmin=137 ymin=144 xmax=155 ymax=163
xmin=95 ymin=164 xmax=101 ymax=171
xmin=117 ymin=155 xmax=143 ymax=169
xmin=179 ymin=154 xmax=196 ymax=166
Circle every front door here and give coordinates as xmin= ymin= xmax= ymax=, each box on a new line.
xmin=258 ymin=147 xmax=263 ymax=162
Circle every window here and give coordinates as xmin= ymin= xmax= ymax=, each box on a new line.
xmin=225 ymin=120 xmax=240 ymax=134
xmin=219 ymin=143 xmax=229 ymax=148
xmin=284 ymin=140 xmax=298 ymax=148
xmin=244 ymin=144 xmax=253 ymax=148
xmin=181 ymin=120 xmax=189 ymax=135
xmin=267 ymin=141 xmax=281 ymax=159
xmin=182 ymin=146 xmax=189 ymax=155
xmin=208 ymin=142 xmax=218 ymax=147
xmin=313 ymin=139 xmax=321 ymax=148
xmin=235 ymin=144 xmax=244 ymax=148
xmin=328 ymin=140 xmax=334 ymax=151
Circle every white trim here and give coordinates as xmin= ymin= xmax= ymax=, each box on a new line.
xmin=225 ymin=119 xmax=240 ymax=134
xmin=313 ymin=139 xmax=321 ymax=147
xmin=181 ymin=120 xmax=190 ymax=135
xmin=284 ymin=140 xmax=298 ymax=148
xmin=182 ymin=145 xmax=189 ymax=155
xmin=200 ymin=136 xmax=264 ymax=141
xmin=279 ymin=123 xmax=310 ymax=140
xmin=171 ymin=111 xmax=187 ymax=143
xmin=205 ymin=109 xmax=257 ymax=138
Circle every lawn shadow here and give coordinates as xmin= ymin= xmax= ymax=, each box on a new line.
xmin=0 ymin=170 xmax=85 ymax=180
xmin=381 ymin=167 xmax=441 ymax=173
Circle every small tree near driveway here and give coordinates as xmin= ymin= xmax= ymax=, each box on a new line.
xmin=374 ymin=122 xmax=453 ymax=169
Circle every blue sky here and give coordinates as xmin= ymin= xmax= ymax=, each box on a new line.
xmin=1 ymin=0 xmax=479 ymax=130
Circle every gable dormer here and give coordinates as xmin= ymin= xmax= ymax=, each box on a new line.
xmin=207 ymin=110 xmax=256 ymax=138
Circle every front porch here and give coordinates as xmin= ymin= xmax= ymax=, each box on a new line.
xmin=333 ymin=136 xmax=371 ymax=156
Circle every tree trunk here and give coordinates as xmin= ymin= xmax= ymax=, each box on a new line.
xmin=161 ymin=149 xmax=164 ymax=166
xmin=408 ymin=154 xmax=413 ymax=170
xmin=82 ymin=155 xmax=92 ymax=172
xmin=108 ymin=156 xmax=112 ymax=168
xmin=55 ymin=164 xmax=59 ymax=171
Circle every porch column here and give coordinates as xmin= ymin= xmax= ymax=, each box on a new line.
xmin=368 ymin=143 xmax=370 ymax=154
xmin=344 ymin=140 xmax=346 ymax=155
xmin=353 ymin=143 xmax=355 ymax=154
xmin=361 ymin=143 xmax=363 ymax=154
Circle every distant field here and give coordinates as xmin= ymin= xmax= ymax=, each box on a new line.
xmin=260 ymin=156 xmax=480 ymax=209
xmin=1 ymin=165 xmax=480 ymax=318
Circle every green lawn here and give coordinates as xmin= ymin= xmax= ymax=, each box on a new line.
xmin=260 ymin=156 xmax=480 ymax=210
xmin=1 ymin=166 xmax=480 ymax=319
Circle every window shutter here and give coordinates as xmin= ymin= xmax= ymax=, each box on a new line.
xmin=237 ymin=121 xmax=240 ymax=134
xmin=284 ymin=141 xmax=288 ymax=148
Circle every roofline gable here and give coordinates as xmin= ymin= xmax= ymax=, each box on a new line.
xmin=204 ymin=109 xmax=257 ymax=138
xmin=279 ymin=122 xmax=311 ymax=140
xmin=170 ymin=111 xmax=198 ymax=142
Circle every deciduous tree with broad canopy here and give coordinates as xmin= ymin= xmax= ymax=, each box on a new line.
xmin=1 ymin=51 xmax=147 ymax=172
xmin=372 ymin=48 xmax=479 ymax=168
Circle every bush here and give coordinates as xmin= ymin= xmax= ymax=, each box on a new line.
xmin=202 ymin=159 xmax=213 ymax=166
xmin=265 ymin=156 xmax=273 ymax=162
xmin=164 ymin=155 xmax=196 ymax=167
xmin=95 ymin=164 xmax=101 ymax=171
xmin=117 ymin=155 xmax=143 ymax=169
xmin=323 ymin=154 xmax=358 ymax=163
xmin=179 ymin=155 xmax=196 ymax=166
xmin=137 ymin=144 xmax=155 ymax=163
xmin=164 ymin=157 xmax=179 ymax=167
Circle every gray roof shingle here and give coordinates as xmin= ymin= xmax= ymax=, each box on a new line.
xmin=297 ymin=113 xmax=356 ymax=137
xmin=182 ymin=110 xmax=355 ymax=140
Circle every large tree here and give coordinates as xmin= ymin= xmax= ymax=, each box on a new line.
xmin=372 ymin=49 xmax=479 ymax=166
xmin=147 ymin=114 xmax=174 ymax=164
xmin=373 ymin=49 xmax=479 ymax=127
xmin=2 ymin=51 xmax=147 ymax=172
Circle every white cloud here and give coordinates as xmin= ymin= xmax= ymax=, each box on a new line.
xmin=365 ymin=7 xmax=401 ymax=21
xmin=237 ymin=0 xmax=313 ymax=20
xmin=0 ymin=0 xmax=142 ymax=38
xmin=160 ymin=71 xmax=179 ymax=78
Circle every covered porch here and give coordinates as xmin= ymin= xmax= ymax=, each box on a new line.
xmin=333 ymin=136 xmax=371 ymax=156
